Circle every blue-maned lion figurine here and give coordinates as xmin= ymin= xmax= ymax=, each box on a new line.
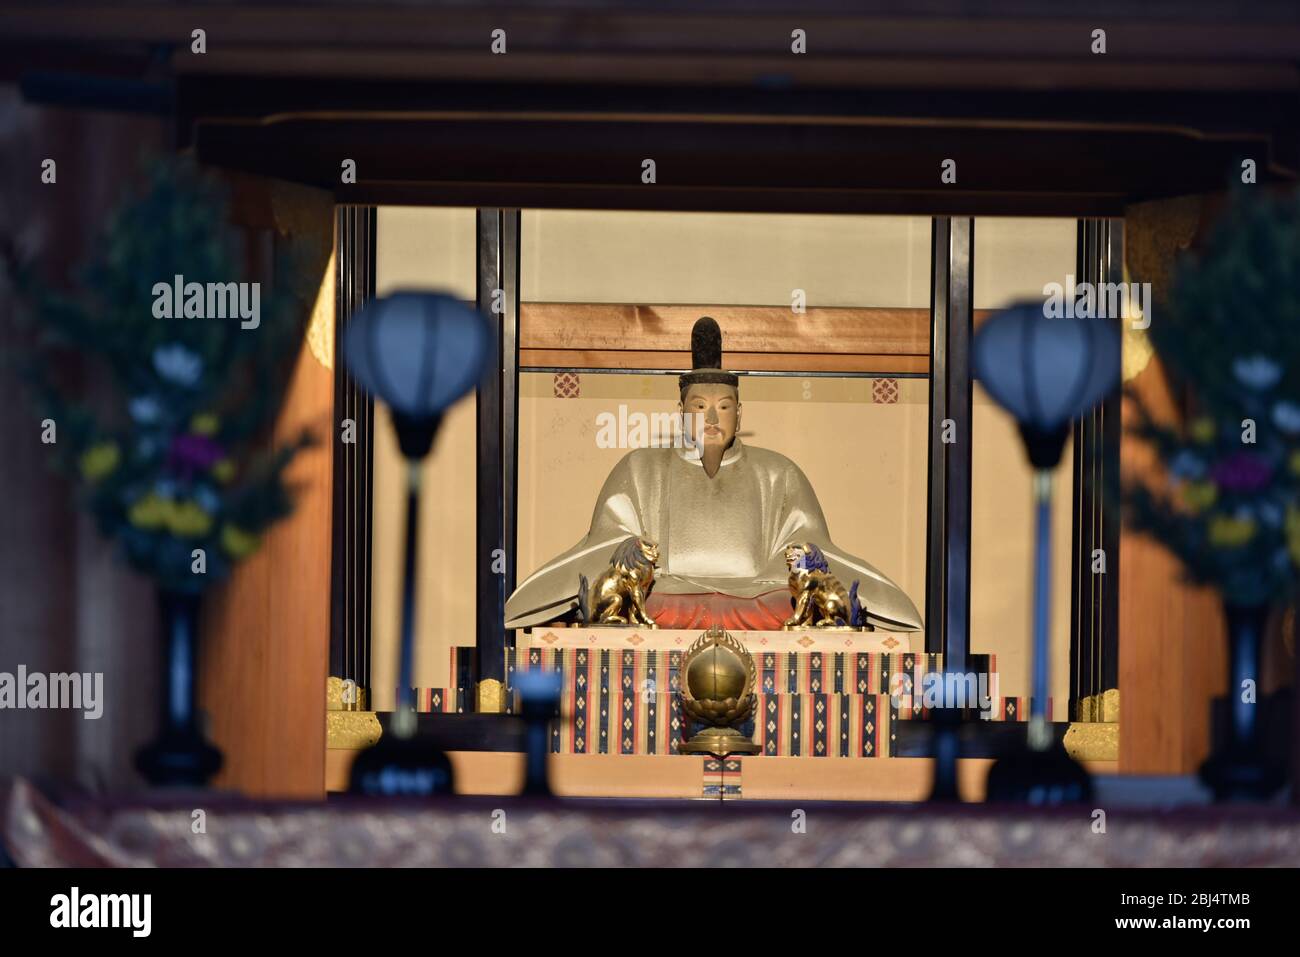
xmin=781 ymin=543 xmax=870 ymax=630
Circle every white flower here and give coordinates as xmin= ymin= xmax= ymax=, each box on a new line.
xmin=152 ymin=343 xmax=203 ymax=387
xmin=193 ymin=485 xmax=222 ymax=514
xmin=129 ymin=395 xmax=163 ymax=424
xmin=1168 ymin=450 xmax=1206 ymax=481
xmin=1257 ymin=501 xmax=1284 ymax=528
xmin=1272 ymin=400 xmax=1300 ymax=434
xmin=1232 ymin=355 xmax=1282 ymax=390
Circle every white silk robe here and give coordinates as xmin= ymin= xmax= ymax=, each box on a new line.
xmin=505 ymin=439 xmax=923 ymax=631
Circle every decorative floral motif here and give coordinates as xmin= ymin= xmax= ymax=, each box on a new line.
xmin=872 ymin=378 xmax=899 ymax=404
xmin=553 ymin=372 xmax=581 ymax=398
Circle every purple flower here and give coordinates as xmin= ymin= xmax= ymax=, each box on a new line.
xmin=167 ymin=433 xmax=224 ymax=480
xmin=1210 ymin=452 xmax=1274 ymax=493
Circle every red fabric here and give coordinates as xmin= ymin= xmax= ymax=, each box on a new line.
xmin=645 ymin=589 xmax=792 ymax=630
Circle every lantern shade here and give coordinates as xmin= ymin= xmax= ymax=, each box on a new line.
xmin=972 ymin=302 xmax=1121 ymax=467
xmin=343 ymin=291 xmax=490 ymax=420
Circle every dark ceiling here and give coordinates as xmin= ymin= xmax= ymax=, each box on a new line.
xmin=5 ymin=2 xmax=1298 ymax=214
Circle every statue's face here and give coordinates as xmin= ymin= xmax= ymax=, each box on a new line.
xmin=680 ymin=384 xmax=740 ymax=451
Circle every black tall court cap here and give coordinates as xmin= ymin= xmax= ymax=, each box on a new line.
xmin=678 ymin=316 xmax=739 ymax=392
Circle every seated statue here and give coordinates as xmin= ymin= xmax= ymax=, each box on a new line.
xmin=505 ymin=317 xmax=923 ymax=633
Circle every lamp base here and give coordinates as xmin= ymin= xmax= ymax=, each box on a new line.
xmin=135 ymin=729 xmax=223 ymax=788
xmin=347 ymin=735 xmax=455 ymax=797
xmin=1199 ymin=752 xmax=1285 ymax=803
xmin=986 ymin=743 xmax=1093 ymax=805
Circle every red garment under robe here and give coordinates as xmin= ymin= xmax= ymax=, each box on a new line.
xmin=645 ymin=589 xmax=792 ymax=630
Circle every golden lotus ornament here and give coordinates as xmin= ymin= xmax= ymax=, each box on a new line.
xmin=678 ymin=627 xmax=761 ymax=756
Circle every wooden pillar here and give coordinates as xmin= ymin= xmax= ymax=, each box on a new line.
xmin=199 ymin=176 xmax=335 ymax=798
xmin=1117 ymin=194 xmax=1227 ymax=774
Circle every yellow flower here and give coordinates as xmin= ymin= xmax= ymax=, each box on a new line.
xmin=221 ymin=524 xmax=261 ymax=559
xmin=1179 ymin=480 xmax=1217 ymax=514
xmin=190 ymin=413 xmax=220 ymax=436
xmin=128 ymin=493 xmax=171 ymax=530
xmin=79 ymin=442 xmax=120 ymax=482
xmin=1207 ymin=515 xmax=1256 ymax=548
xmin=211 ymin=459 xmax=236 ymax=484
xmin=1189 ymin=418 xmax=1216 ymax=444
xmin=1287 ymin=507 xmax=1300 ymax=566
xmin=167 ymin=500 xmax=214 ymax=538
xmin=1289 ymin=450 xmax=1300 ymax=477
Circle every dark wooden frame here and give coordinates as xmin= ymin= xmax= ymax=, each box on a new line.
xmin=926 ymin=217 xmax=975 ymax=672
xmin=475 ymin=209 xmax=521 ymax=689
xmin=329 ymin=206 xmax=377 ymax=700
xmin=1069 ymin=219 xmax=1124 ymax=719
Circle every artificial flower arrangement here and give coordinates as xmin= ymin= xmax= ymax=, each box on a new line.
xmin=1125 ymin=187 xmax=1300 ymax=608
xmin=7 ymin=158 xmax=314 ymax=594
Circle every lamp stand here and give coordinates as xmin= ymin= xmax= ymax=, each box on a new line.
xmin=986 ymin=468 xmax=1092 ymax=804
xmin=348 ymin=455 xmax=454 ymax=796
xmin=395 ymin=460 xmax=421 ymax=738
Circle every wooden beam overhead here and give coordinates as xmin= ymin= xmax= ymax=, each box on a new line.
xmin=521 ymin=303 xmax=932 ymax=356
xmin=188 ymin=113 xmax=1285 ymax=215
xmin=6 ymin=2 xmax=1297 ymax=213
xmin=515 ymin=303 xmax=956 ymax=374
xmin=4 ymin=5 xmax=1300 ymax=68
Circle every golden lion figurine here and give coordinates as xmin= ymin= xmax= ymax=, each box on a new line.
xmin=577 ymin=536 xmax=660 ymax=628
xmin=782 ymin=543 xmax=869 ymax=630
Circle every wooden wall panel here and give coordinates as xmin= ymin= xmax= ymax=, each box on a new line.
xmin=520 ymin=349 xmax=931 ymax=374
xmin=519 ymin=303 xmax=992 ymax=373
xmin=0 ymin=95 xmax=166 ymax=791
xmin=522 ymin=304 xmax=931 ymax=355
